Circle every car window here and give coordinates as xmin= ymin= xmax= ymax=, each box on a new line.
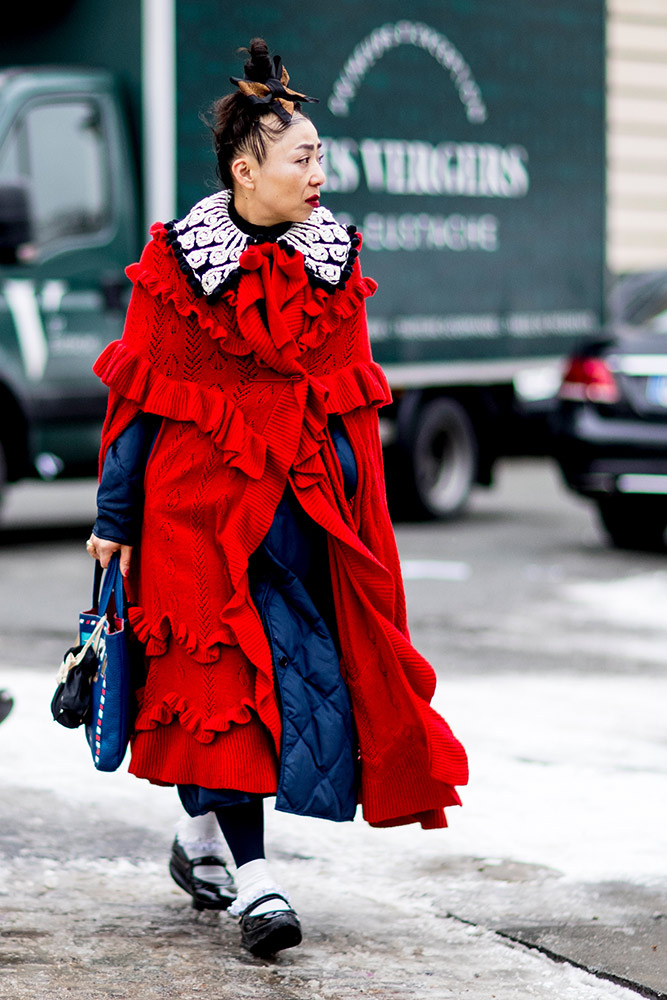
xmin=0 ymin=98 xmax=111 ymax=248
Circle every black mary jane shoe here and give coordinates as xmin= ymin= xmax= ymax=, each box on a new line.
xmin=240 ymin=893 xmax=302 ymax=958
xmin=169 ymin=839 xmax=237 ymax=911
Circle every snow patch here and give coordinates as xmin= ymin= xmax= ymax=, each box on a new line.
xmin=3 ymin=664 xmax=666 ymax=893
xmin=401 ymin=559 xmax=471 ymax=581
xmin=560 ymin=571 xmax=667 ymax=632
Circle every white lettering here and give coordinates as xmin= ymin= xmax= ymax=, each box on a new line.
xmin=433 ymin=143 xmax=457 ymax=194
xmin=359 ymin=139 xmax=386 ymax=191
xmin=454 ymin=145 xmax=478 ymax=196
xmin=362 ymin=212 xmax=498 ymax=252
xmin=327 ymin=20 xmax=488 ymax=124
xmin=388 ymin=313 xmax=599 ymax=342
xmin=321 ymin=138 xmax=360 ymax=193
xmin=502 ymin=145 xmax=530 ymax=196
xmin=395 ymin=20 xmax=413 ymax=44
xmin=394 ymin=315 xmax=500 ymax=339
xmin=505 ymin=311 xmax=598 ymax=336
xmin=324 ymin=136 xmax=530 ymax=198
xmin=406 ymin=142 xmax=437 ymax=195
xmin=383 ymin=140 xmax=407 ymax=194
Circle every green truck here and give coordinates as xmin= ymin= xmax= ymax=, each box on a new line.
xmin=0 ymin=0 xmax=605 ymax=516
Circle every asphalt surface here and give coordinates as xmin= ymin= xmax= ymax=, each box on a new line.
xmin=0 ymin=461 xmax=666 ymax=998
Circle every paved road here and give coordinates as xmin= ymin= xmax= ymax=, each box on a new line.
xmin=0 ymin=461 xmax=665 ymax=998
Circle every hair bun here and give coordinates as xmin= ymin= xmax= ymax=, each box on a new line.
xmin=242 ymin=38 xmax=273 ymax=83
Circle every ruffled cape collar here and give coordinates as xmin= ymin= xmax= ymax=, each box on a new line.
xmin=165 ymin=189 xmax=360 ymax=303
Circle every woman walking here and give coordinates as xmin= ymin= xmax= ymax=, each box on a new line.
xmin=86 ymin=38 xmax=468 ymax=958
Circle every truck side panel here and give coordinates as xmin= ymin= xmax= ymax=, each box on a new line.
xmin=176 ymin=1 xmax=605 ymax=365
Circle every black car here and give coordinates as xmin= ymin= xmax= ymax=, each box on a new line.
xmin=552 ymin=273 xmax=667 ymax=551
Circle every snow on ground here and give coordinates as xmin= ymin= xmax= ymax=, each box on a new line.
xmin=0 ymin=666 xmax=654 ymax=1000
xmin=438 ymin=672 xmax=667 ymax=884
xmin=2 ymin=656 xmax=666 ymax=890
xmin=561 ymin=569 xmax=667 ymax=630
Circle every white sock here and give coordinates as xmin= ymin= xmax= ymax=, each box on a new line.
xmin=175 ymin=812 xmax=225 ymax=856
xmin=175 ymin=813 xmax=233 ymax=885
xmin=228 ymin=859 xmax=291 ymax=918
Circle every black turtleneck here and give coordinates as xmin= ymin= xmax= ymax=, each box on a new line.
xmin=228 ymin=198 xmax=292 ymax=242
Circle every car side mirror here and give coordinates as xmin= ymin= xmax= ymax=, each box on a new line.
xmin=0 ymin=182 xmax=34 ymax=264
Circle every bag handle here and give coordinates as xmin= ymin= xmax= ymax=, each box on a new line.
xmin=96 ymin=552 xmax=125 ymax=619
xmin=56 ymin=615 xmax=106 ymax=684
xmin=92 ymin=559 xmax=103 ymax=609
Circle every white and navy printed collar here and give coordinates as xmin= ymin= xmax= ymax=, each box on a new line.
xmin=165 ymin=189 xmax=359 ymax=303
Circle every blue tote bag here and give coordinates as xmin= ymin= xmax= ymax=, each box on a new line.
xmin=78 ymin=553 xmax=132 ymax=771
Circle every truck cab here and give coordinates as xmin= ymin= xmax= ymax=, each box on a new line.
xmin=0 ymin=66 xmax=138 ymax=499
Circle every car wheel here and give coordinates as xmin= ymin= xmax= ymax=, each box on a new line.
xmin=596 ymin=495 xmax=667 ymax=552
xmin=391 ymin=398 xmax=478 ymax=520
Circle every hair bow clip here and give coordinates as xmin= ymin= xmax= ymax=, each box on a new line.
xmin=230 ymin=55 xmax=318 ymax=124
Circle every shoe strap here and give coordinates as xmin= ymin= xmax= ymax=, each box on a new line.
xmin=241 ymin=892 xmax=291 ymax=918
xmin=189 ymin=855 xmax=231 ymax=869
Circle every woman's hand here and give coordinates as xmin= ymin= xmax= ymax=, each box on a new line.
xmin=85 ymin=533 xmax=133 ymax=577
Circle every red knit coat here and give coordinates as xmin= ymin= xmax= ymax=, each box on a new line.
xmin=94 ymin=221 xmax=468 ymax=829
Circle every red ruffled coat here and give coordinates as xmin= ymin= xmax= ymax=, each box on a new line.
xmin=94 ymin=220 xmax=468 ymax=829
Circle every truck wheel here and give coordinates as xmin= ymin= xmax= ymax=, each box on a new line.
xmin=596 ymin=496 xmax=667 ymax=552
xmin=400 ymin=398 xmax=478 ymax=519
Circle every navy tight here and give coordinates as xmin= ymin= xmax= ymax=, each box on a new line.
xmin=214 ymin=800 xmax=265 ymax=868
